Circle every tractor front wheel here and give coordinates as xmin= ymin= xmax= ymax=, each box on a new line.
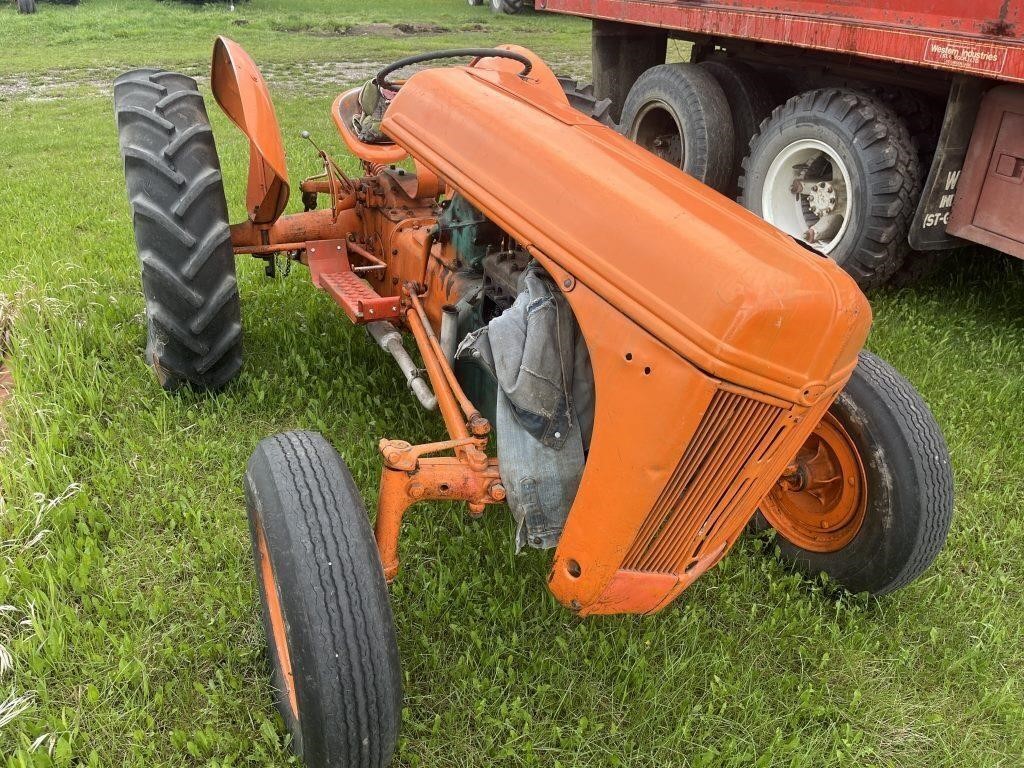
xmin=114 ymin=69 xmax=242 ymax=391
xmin=759 ymin=351 xmax=953 ymax=595
xmin=244 ymin=431 xmax=402 ymax=768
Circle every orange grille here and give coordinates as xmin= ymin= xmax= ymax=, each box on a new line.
xmin=623 ymin=388 xmax=787 ymax=574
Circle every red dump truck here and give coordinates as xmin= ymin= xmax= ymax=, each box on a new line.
xmin=535 ymin=0 xmax=1024 ymax=289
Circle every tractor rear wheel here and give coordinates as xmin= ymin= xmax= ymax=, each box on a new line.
xmin=114 ymin=69 xmax=242 ymax=391
xmin=759 ymin=351 xmax=953 ymax=595
xmin=17 ymin=0 xmax=37 ymax=13
xmin=245 ymin=431 xmax=402 ymax=767
xmin=558 ymin=77 xmax=615 ymax=128
xmin=620 ymin=63 xmax=735 ymax=193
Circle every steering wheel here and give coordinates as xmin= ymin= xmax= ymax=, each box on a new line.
xmin=375 ymin=48 xmax=533 ymax=92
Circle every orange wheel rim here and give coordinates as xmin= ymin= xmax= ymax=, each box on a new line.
xmin=761 ymin=413 xmax=867 ymax=553
xmin=255 ymin=520 xmax=300 ymax=721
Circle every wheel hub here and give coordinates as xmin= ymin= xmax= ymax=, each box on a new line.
xmin=803 ymin=180 xmax=838 ymax=217
xmin=761 ymin=413 xmax=867 ymax=552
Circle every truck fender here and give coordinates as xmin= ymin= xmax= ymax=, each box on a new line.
xmin=211 ymin=36 xmax=290 ymax=225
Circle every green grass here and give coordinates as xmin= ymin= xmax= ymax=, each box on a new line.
xmin=1 ymin=1 xmax=1023 ymax=766
xmin=0 ymin=0 xmax=590 ymax=78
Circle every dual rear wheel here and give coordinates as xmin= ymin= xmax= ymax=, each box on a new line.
xmin=620 ymin=61 xmax=928 ymax=290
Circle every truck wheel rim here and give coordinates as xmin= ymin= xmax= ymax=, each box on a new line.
xmin=255 ymin=520 xmax=300 ymax=721
xmin=761 ymin=413 xmax=867 ymax=552
xmin=630 ymin=100 xmax=684 ymax=169
xmin=761 ymin=139 xmax=852 ymax=255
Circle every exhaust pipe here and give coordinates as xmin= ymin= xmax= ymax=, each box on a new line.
xmin=366 ymin=321 xmax=437 ymax=411
xmin=439 ymin=304 xmax=459 ymax=366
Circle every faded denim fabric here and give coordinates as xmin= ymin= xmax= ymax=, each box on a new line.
xmin=457 ymin=262 xmax=593 ymax=550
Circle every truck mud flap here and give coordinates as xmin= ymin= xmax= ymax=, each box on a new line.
xmin=909 ymin=76 xmax=982 ymax=251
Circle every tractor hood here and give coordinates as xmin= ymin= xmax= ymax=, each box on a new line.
xmin=380 ymin=64 xmax=871 ymax=404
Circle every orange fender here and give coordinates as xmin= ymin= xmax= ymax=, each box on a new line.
xmin=211 ymin=36 xmax=289 ymax=225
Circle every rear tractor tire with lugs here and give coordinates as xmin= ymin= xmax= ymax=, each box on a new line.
xmin=114 ymin=69 xmax=242 ymax=391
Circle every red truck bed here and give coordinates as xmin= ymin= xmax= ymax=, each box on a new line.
xmin=539 ymin=0 xmax=1024 ymax=82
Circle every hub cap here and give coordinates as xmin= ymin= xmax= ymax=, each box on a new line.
xmin=761 ymin=139 xmax=853 ymax=254
xmin=761 ymin=413 xmax=867 ymax=552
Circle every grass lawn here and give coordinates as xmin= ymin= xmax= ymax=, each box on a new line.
xmin=1 ymin=1 xmax=1023 ymax=766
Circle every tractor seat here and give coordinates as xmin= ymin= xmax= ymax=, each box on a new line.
xmin=333 ymin=83 xmax=408 ymax=165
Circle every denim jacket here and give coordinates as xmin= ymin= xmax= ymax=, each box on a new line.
xmin=457 ymin=262 xmax=594 ymax=549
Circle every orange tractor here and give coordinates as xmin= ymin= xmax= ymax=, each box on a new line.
xmin=114 ymin=39 xmax=953 ymax=767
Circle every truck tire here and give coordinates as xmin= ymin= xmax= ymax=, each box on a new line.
xmin=17 ymin=0 xmax=37 ymax=13
xmin=739 ymin=89 xmax=922 ymax=290
xmin=244 ymin=431 xmax=402 ymax=768
xmin=759 ymin=351 xmax=953 ymax=596
xmin=114 ymin=69 xmax=242 ymax=391
xmin=620 ymin=63 xmax=735 ymax=193
xmin=697 ymin=59 xmax=774 ymax=196
xmin=558 ymin=77 xmax=616 ymax=128
xmin=490 ymin=0 xmax=523 ymax=13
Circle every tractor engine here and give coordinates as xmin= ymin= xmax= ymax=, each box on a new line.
xmin=437 ymin=193 xmax=596 ymax=550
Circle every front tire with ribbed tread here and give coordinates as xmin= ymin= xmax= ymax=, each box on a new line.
xmin=244 ymin=431 xmax=402 ymax=768
xmin=114 ymin=69 xmax=242 ymax=391
xmin=766 ymin=351 xmax=953 ymax=595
